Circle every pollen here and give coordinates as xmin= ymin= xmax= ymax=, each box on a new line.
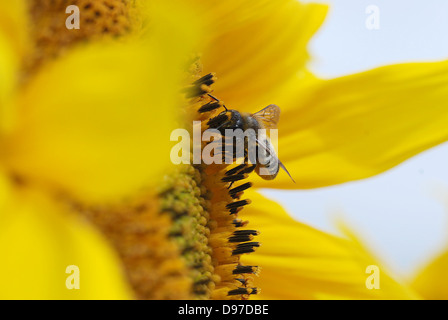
xmin=178 ymin=66 xmax=261 ymax=300
xmin=72 ymin=191 xmax=193 ymax=300
xmin=25 ymin=0 xmax=139 ymax=72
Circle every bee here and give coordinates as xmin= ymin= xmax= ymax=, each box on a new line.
xmin=205 ymin=94 xmax=295 ymax=182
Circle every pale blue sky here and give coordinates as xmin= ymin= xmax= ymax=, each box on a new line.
xmin=261 ymin=0 xmax=448 ymax=279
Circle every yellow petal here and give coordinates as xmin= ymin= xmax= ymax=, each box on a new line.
xmin=0 ymin=172 xmax=133 ymax=299
xmin=253 ymin=60 xmax=448 ymax=189
xmin=3 ymin=42 xmax=174 ymax=203
xmin=0 ymin=33 xmax=16 ymax=126
xmin=0 ymin=0 xmax=29 ymax=58
xmin=197 ymin=0 xmax=328 ymax=111
xmin=0 ymin=0 xmax=28 ymax=129
xmin=241 ymin=190 xmax=420 ymax=299
xmin=2 ymin=5 xmax=198 ymax=204
xmin=411 ymin=249 xmax=448 ymax=299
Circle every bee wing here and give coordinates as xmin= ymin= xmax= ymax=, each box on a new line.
xmin=255 ymin=137 xmax=295 ymax=183
xmin=252 ymin=104 xmax=281 ymax=130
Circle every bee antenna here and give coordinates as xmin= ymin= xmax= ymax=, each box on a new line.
xmin=279 ymin=160 xmax=296 ymax=184
xmin=207 ymin=93 xmax=228 ymax=111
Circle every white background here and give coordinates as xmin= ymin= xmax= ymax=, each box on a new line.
xmin=262 ymin=0 xmax=448 ymax=279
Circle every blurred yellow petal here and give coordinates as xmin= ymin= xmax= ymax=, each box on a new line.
xmin=0 ymin=0 xmax=28 ymax=128
xmin=253 ymin=60 xmax=448 ymax=189
xmin=3 ymin=42 xmax=175 ymax=203
xmin=0 ymin=33 xmax=16 ymax=127
xmin=198 ymin=0 xmax=328 ymax=111
xmin=0 ymin=0 xmax=29 ymax=58
xmin=2 ymin=5 xmax=198 ymax=204
xmin=241 ymin=190 xmax=419 ymax=299
xmin=411 ymin=249 xmax=448 ymax=299
xmin=0 ymin=172 xmax=133 ymax=299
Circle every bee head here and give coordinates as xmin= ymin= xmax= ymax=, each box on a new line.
xmin=207 ymin=109 xmax=244 ymax=132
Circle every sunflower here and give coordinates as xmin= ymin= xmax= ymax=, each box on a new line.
xmin=1 ymin=0 xmax=448 ymax=300
xmin=411 ymin=245 xmax=448 ymax=300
